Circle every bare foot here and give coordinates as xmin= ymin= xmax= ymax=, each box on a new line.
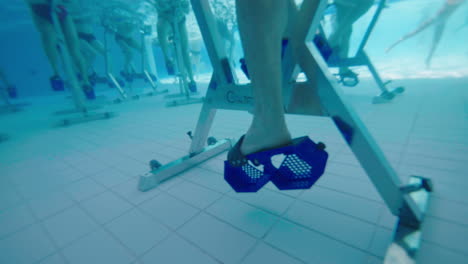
xmin=240 ymin=124 xmax=292 ymax=156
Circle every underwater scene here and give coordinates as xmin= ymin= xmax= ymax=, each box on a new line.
xmin=0 ymin=0 xmax=467 ymax=263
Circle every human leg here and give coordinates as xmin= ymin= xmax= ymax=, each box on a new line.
xmin=386 ymin=0 xmax=463 ymax=53
xmin=60 ymin=16 xmax=92 ymax=87
xmin=30 ymin=14 xmax=61 ymax=77
xmin=329 ymin=0 xmax=373 ymax=55
xmin=177 ymin=18 xmax=196 ymax=83
xmin=157 ymin=17 xmax=175 ymax=74
xmin=425 ymin=21 xmax=446 ymax=68
xmin=116 ymin=38 xmax=135 ymax=78
xmin=235 ymin=0 xmax=291 ymax=156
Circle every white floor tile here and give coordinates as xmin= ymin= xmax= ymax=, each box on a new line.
xmin=43 ymin=206 xmax=98 ymax=248
xmin=0 ymin=177 xmax=23 ymax=211
xmin=0 ymin=224 xmax=56 ymax=264
xmin=206 ymin=196 xmax=278 ymax=238
xmin=368 ymin=227 xmax=393 ymax=258
xmin=182 ymin=167 xmax=232 ymax=194
xmin=139 ymin=192 xmax=199 ymax=230
xmin=0 ymin=204 xmax=36 ymax=238
xmin=38 ymin=253 xmax=67 ymax=264
xmin=299 ymin=186 xmax=382 ymax=223
xmin=62 ymin=229 xmax=134 ymax=264
xmin=106 ymin=208 xmax=170 ymax=256
xmin=81 ymin=191 xmax=133 ymax=224
xmin=427 ymin=197 xmax=468 ymax=226
xmin=242 ymin=242 xmax=303 ymax=264
xmin=316 ymin=173 xmax=382 ymax=202
xmin=65 ymin=178 xmax=106 ymax=202
xmin=141 ymin=234 xmax=217 ymax=264
xmin=265 ymin=219 xmax=367 ymax=263
xmin=28 ymin=191 xmax=75 ymax=220
xmin=111 ymin=177 xmax=161 ymax=205
xmin=421 ymin=216 xmax=468 ymax=255
xmin=228 ymin=188 xmax=295 ymax=216
xmin=285 ymin=200 xmax=375 ymax=250
xmin=417 ymin=242 xmax=468 ymax=264
xmin=178 ymin=212 xmax=257 ymax=264
xmin=91 ymin=167 xmax=132 ymax=188
xmin=166 ymin=180 xmax=223 ymax=209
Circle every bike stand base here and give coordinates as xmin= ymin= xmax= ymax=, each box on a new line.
xmin=59 ymin=111 xmax=114 ymax=127
xmin=384 ymin=175 xmax=432 ymax=264
xmin=165 ymin=91 xmax=200 ymax=99
xmin=165 ymin=97 xmax=204 ymax=107
xmin=138 ymin=139 xmax=231 ymax=192
xmin=373 ymin=86 xmax=405 ymax=104
xmin=149 ymin=89 xmax=169 ymax=96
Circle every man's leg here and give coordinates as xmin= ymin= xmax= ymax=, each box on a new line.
xmin=177 ymin=18 xmax=196 ymax=83
xmin=61 ymin=16 xmax=91 ymax=86
xmin=236 ymin=0 xmax=291 ymax=155
xmin=31 ymin=15 xmax=61 ymax=77
xmin=157 ymin=18 xmax=175 ymax=69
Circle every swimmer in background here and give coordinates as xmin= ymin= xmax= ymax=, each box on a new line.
xmin=327 ymin=0 xmax=374 ymax=80
xmin=216 ymin=17 xmax=237 ymax=68
xmin=115 ymin=20 xmax=142 ymax=80
xmin=153 ymin=0 xmax=198 ymax=92
xmin=71 ymin=3 xmax=106 ymax=81
xmin=386 ymin=0 xmax=466 ymax=68
xmin=24 ymin=0 xmax=95 ymax=97
xmin=101 ymin=4 xmax=143 ymax=81
xmin=190 ymin=36 xmax=204 ymax=78
xmin=211 ymin=0 xmax=238 ymax=68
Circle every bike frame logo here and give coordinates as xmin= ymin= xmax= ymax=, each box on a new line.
xmin=226 ymin=90 xmax=253 ymax=105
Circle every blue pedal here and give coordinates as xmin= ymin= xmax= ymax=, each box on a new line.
xmin=7 ymin=85 xmax=17 ymax=98
xmin=188 ymin=81 xmax=197 ymax=93
xmin=84 ymin=87 xmax=96 ymax=100
xmin=50 ymin=76 xmax=64 ymax=91
xmin=224 ymin=160 xmax=272 ymax=193
xmin=225 ymin=136 xmax=328 ymax=192
xmin=270 ymin=138 xmax=328 ymax=190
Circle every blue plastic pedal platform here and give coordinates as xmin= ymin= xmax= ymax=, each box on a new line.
xmin=270 ymin=137 xmax=328 ymax=190
xmin=7 ymin=85 xmax=17 ymax=98
xmin=225 ymin=136 xmax=328 ymax=192
xmin=188 ymin=81 xmax=198 ymax=93
xmin=84 ymin=87 xmax=96 ymax=100
xmin=50 ymin=76 xmax=64 ymax=91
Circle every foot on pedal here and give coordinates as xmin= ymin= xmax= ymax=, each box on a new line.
xmin=224 ymin=135 xmax=273 ymax=192
xmin=188 ymin=81 xmax=197 ymax=93
xmin=120 ymin=71 xmax=133 ymax=82
xmin=225 ymin=135 xmax=328 ymax=192
xmin=270 ymin=137 xmax=328 ymax=190
xmin=166 ymin=61 xmax=175 ymax=76
xmin=83 ymin=84 xmax=96 ymax=100
xmin=7 ymin=85 xmax=17 ymax=98
xmin=88 ymin=72 xmax=98 ymax=86
xmin=50 ymin=75 xmax=64 ymax=91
